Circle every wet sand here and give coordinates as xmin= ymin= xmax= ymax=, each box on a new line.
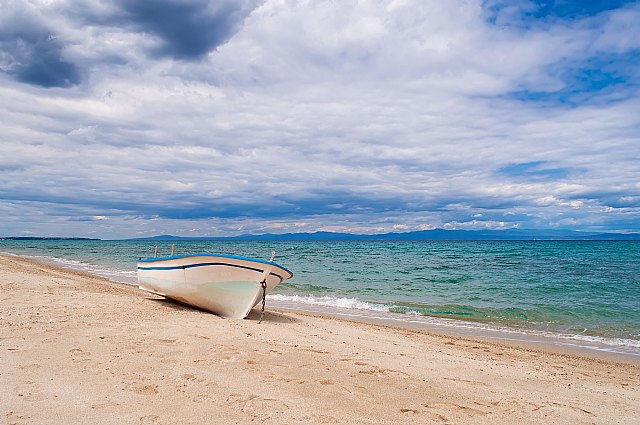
xmin=1 ymin=253 xmax=639 ymax=424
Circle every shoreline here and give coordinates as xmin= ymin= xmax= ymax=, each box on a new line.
xmin=4 ymin=250 xmax=639 ymax=362
xmin=271 ymin=306 xmax=640 ymax=365
xmin=2 ymin=252 xmax=640 ymax=424
xmin=268 ymin=297 xmax=640 ymax=363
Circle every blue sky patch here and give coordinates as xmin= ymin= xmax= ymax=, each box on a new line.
xmin=506 ymin=50 xmax=639 ymax=106
xmin=483 ymin=0 xmax=639 ymax=26
xmin=498 ymin=161 xmax=569 ymax=180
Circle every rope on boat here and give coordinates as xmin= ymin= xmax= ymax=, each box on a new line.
xmin=258 ymin=251 xmax=276 ymax=324
xmin=258 ymin=279 xmax=268 ymax=324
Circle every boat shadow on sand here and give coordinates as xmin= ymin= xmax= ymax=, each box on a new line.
xmin=146 ymin=296 xmax=299 ymax=324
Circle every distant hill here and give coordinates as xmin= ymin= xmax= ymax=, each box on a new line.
xmin=0 ymin=237 xmax=100 ymax=241
xmin=127 ymin=229 xmax=640 ymax=242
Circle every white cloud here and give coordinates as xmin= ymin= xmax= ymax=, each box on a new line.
xmin=0 ymin=0 xmax=639 ymax=237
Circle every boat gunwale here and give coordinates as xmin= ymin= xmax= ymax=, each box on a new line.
xmin=137 ymin=253 xmax=294 ymax=279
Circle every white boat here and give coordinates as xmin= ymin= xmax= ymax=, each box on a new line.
xmin=137 ymin=253 xmax=293 ymax=319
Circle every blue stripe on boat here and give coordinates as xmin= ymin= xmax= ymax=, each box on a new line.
xmin=137 ymin=253 xmax=293 ymax=277
xmin=137 ymin=261 xmax=286 ymax=282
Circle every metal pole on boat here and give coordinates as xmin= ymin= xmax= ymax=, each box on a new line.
xmin=171 ymin=244 xmax=175 ymax=256
xmin=258 ymin=251 xmax=276 ymax=283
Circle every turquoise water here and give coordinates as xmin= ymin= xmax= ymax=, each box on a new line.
xmin=2 ymin=239 xmax=639 ymax=352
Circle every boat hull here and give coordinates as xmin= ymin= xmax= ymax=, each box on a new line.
xmin=137 ymin=254 xmax=293 ymax=319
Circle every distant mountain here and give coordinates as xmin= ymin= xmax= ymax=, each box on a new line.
xmin=127 ymin=229 xmax=640 ymax=242
xmin=0 ymin=236 xmax=100 ymax=241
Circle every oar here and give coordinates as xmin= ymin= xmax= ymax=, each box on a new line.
xmin=258 ymin=251 xmax=276 ymax=324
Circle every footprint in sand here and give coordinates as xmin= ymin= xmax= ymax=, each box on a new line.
xmin=139 ymin=414 xmax=160 ymax=423
xmin=91 ymin=400 xmax=120 ymax=410
xmin=226 ymin=393 xmax=289 ymax=420
xmin=69 ymin=347 xmax=91 ymax=360
xmin=427 ymin=401 xmax=488 ymax=417
xmin=358 ymin=368 xmax=389 ymax=376
xmin=305 ymin=414 xmax=339 ymax=424
xmin=400 ymin=408 xmax=419 ymax=415
xmin=126 ymin=383 xmax=159 ymax=395
xmin=18 ymin=363 xmax=41 ymax=371
xmin=14 ymin=382 xmax=47 ymax=402
xmin=180 ymin=373 xmax=206 ymax=388
xmin=190 ymin=334 xmax=210 ymax=340
xmin=219 ymin=348 xmax=243 ymax=363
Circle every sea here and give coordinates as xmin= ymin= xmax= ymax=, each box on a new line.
xmin=2 ymin=239 xmax=639 ymax=358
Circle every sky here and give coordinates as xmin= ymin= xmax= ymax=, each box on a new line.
xmin=1 ymin=0 xmax=639 ymax=239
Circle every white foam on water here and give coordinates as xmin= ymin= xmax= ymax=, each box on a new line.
xmin=267 ymin=293 xmax=640 ymax=357
xmin=268 ymin=294 xmax=389 ymax=312
xmin=28 ymin=255 xmax=137 ymax=285
xmin=564 ymin=333 xmax=640 ymax=350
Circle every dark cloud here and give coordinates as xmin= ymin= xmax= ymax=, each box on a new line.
xmin=0 ymin=7 xmax=80 ymax=88
xmin=577 ymin=191 xmax=640 ymax=208
xmin=115 ymin=0 xmax=260 ymax=59
xmin=0 ymin=0 xmax=259 ymax=88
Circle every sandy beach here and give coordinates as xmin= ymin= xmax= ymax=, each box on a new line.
xmin=1 ymin=253 xmax=639 ymax=424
